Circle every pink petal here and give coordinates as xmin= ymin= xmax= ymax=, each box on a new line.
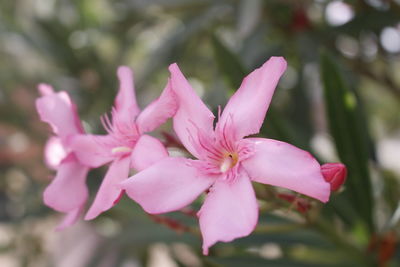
xmin=68 ymin=134 xmax=114 ymax=168
xmin=85 ymin=156 xmax=131 ymax=220
xmin=120 ymin=157 xmax=214 ymax=214
xmin=43 ymin=153 xmax=89 ymax=213
xmin=198 ymin=172 xmax=258 ymax=255
xmin=168 ymin=63 xmax=215 ymax=158
xmin=136 ymin=82 xmax=178 ymax=134
xmin=130 ymin=135 xmax=169 ymax=171
xmin=38 ymin=83 xmax=54 ymax=96
xmin=44 ymin=136 xmax=67 ymax=169
xmin=241 ymin=138 xmax=330 ymax=202
xmin=217 ymin=57 xmax=287 ymax=140
xmin=114 ymin=66 xmax=141 ymax=123
xmin=36 ymin=86 xmax=84 ymax=139
xmin=55 ymin=206 xmax=83 ymax=231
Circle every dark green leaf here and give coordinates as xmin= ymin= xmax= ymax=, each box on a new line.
xmin=320 ymin=51 xmax=374 ymax=232
xmin=211 ymin=34 xmax=246 ymax=89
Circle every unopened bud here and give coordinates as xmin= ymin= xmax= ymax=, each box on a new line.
xmin=321 ymin=163 xmax=347 ymax=191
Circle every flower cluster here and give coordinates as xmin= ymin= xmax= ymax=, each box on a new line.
xmin=37 ymin=57 xmax=340 ymax=254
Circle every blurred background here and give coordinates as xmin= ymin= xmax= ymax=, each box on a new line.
xmin=0 ymin=0 xmax=399 ymax=266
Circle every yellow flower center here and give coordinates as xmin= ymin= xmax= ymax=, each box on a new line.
xmin=219 ymin=152 xmax=239 ymax=173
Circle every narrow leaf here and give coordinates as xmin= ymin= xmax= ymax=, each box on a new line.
xmin=320 ymin=52 xmax=374 ymax=232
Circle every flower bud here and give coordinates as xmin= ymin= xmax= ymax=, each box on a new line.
xmin=321 ymin=163 xmax=347 ymax=191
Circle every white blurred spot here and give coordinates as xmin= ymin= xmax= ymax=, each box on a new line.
xmin=307 ymin=3 xmax=323 ymax=23
xmin=378 ymin=138 xmax=400 ymax=175
xmin=360 ymin=32 xmax=378 ymax=60
xmin=311 ymin=133 xmax=338 ymax=162
xmin=389 ymin=201 xmax=400 ymax=227
xmin=0 ymin=255 xmax=18 ymax=267
xmin=7 ymin=132 xmax=29 ymax=153
xmin=120 ymin=259 xmax=140 ymax=267
xmin=6 ymin=169 xmax=29 ymax=196
xmin=35 ymin=0 xmax=55 ymax=18
xmin=366 ymin=0 xmax=390 ymax=10
xmin=336 ymin=35 xmax=359 ymax=58
xmin=59 ymin=3 xmax=78 ymax=26
xmin=95 ymin=217 xmax=121 ymax=238
xmin=380 ymin=27 xmax=400 ymax=53
xmin=82 ymin=121 xmax=93 ymax=133
xmin=0 ymin=224 xmax=13 ymax=247
xmin=48 ymin=221 xmax=100 ymax=267
xmin=167 ymin=147 xmax=187 ymax=158
xmin=171 ymin=243 xmax=201 ymax=267
xmin=325 ymin=1 xmax=354 ymax=26
xmin=237 ymin=0 xmax=262 ymax=38
xmin=148 ymin=243 xmax=177 ymax=267
xmin=259 ymin=243 xmax=282 ymax=259
xmin=188 ymin=78 xmax=205 ymax=98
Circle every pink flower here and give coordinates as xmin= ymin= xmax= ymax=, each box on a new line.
xmin=36 ymin=84 xmax=89 ymax=230
xmin=321 ymin=163 xmax=347 ymax=191
xmin=120 ymin=57 xmax=331 ymax=254
xmin=69 ymin=66 xmax=178 ymax=220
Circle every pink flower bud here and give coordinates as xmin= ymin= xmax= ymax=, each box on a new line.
xmin=321 ymin=163 xmax=347 ymax=191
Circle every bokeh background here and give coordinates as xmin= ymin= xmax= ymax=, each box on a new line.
xmin=0 ymin=0 xmax=400 ymax=266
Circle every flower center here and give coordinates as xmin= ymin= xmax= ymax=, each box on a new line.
xmin=219 ymin=152 xmax=239 ymax=173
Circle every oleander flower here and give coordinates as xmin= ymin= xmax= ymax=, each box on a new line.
xmin=36 ymin=84 xmax=89 ymax=230
xmin=321 ymin=163 xmax=347 ymax=191
xmin=121 ymin=57 xmax=331 ymax=254
xmin=69 ymin=66 xmax=177 ymax=220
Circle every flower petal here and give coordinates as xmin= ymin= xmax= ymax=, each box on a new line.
xmin=198 ymin=172 xmax=258 ymax=255
xmin=217 ymin=57 xmax=287 ymax=140
xmin=136 ymin=82 xmax=178 ymax=134
xmin=68 ymin=134 xmax=114 ymax=168
xmin=130 ymin=135 xmax=169 ymax=171
xmin=36 ymin=84 xmax=84 ymax=139
xmin=55 ymin=206 xmax=83 ymax=231
xmin=85 ymin=156 xmax=131 ymax=220
xmin=114 ymin=66 xmax=141 ymax=123
xmin=241 ymin=138 xmax=330 ymax=202
xmin=43 ymin=153 xmax=89 ymax=213
xmin=169 ymin=63 xmax=215 ymax=158
xmin=120 ymin=157 xmax=214 ymax=214
xmin=44 ymin=136 xmax=67 ymax=169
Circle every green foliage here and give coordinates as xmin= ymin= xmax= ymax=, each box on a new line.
xmin=320 ymin=52 xmax=374 ymax=232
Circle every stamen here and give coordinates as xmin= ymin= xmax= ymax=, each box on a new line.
xmin=111 ymin=146 xmax=132 ymax=154
xmin=100 ymin=113 xmax=114 ymax=135
xmin=220 ymin=156 xmax=233 ymax=173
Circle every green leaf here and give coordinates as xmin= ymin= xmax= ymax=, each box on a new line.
xmin=206 ymin=254 xmax=348 ymax=267
xmin=320 ymin=52 xmax=374 ymax=232
xmin=211 ymin=34 xmax=246 ymax=89
xmin=335 ymin=9 xmax=400 ymax=36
